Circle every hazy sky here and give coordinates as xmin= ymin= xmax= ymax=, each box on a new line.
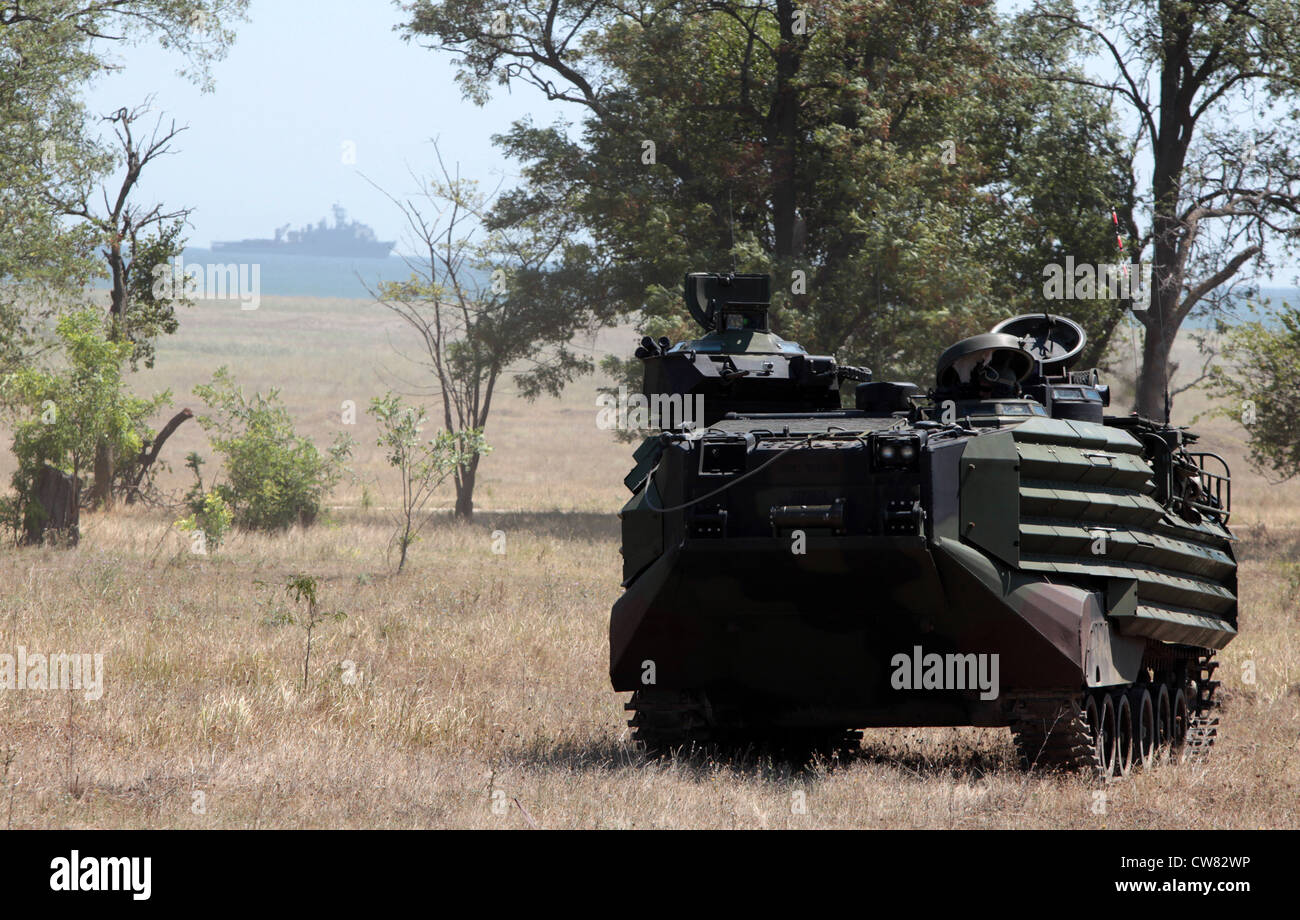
xmin=80 ymin=0 xmax=1295 ymax=287
xmin=82 ymin=0 xmax=561 ymax=252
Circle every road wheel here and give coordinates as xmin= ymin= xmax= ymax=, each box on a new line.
xmin=1113 ymin=691 xmax=1134 ymax=777
xmin=1171 ymin=686 xmax=1191 ymax=760
xmin=1154 ymin=682 xmax=1172 ymax=753
xmin=1129 ymin=686 xmax=1155 ymax=770
xmin=1095 ymin=691 xmax=1117 ymax=777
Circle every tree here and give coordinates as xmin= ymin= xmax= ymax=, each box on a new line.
xmin=1025 ymin=0 xmax=1300 ymax=420
xmin=369 ymin=393 xmax=488 ymax=572
xmin=55 ymin=103 xmax=197 ymax=507
xmin=2 ymin=3 xmax=245 ymax=509
xmin=0 ymin=309 xmax=168 ymax=542
xmin=404 ymin=0 xmax=1132 ymax=382
xmin=1204 ymin=303 xmax=1300 ymax=479
xmin=367 ymin=144 xmax=607 ymax=519
xmin=0 ymin=1 xmax=247 ymax=373
xmin=59 ymin=103 xmax=195 ymax=370
xmin=272 ymin=575 xmax=346 ymax=690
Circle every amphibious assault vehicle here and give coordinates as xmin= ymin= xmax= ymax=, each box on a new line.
xmin=610 ymin=272 xmax=1235 ymax=775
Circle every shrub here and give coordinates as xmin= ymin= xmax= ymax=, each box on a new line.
xmin=176 ymin=453 xmax=235 ymax=552
xmin=176 ymin=490 xmax=234 ymax=552
xmin=192 ymin=368 xmax=353 ymax=531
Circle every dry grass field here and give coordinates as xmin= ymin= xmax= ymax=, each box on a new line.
xmin=0 ymin=296 xmax=1297 ymax=829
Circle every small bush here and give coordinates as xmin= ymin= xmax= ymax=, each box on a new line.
xmin=176 ymin=488 xmax=234 ymax=552
xmin=192 ymin=368 xmax=353 ymax=531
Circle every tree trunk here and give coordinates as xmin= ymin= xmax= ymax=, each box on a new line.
xmin=1134 ymin=9 xmax=1192 ymax=423
xmin=397 ymin=529 xmax=411 ymax=574
xmin=769 ymin=0 xmax=800 ymax=261
xmin=454 ymin=454 xmax=479 ymax=521
xmin=1135 ymin=318 xmax=1175 ymax=421
xmin=89 ymin=440 xmax=115 ymax=510
xmin=1135 ymin=210 xmax=1182 ymax=421
xmin=23 ymin=465 xmax=80 ymax=546
xmin=90 ymin=234 xmax=127 ymax=511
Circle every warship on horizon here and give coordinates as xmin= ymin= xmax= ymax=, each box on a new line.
xmin=212 ymin=204 xmax=395 ymax=258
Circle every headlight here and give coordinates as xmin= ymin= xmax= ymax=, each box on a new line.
xmin=874 ymin=435 xmax=920 ymax=471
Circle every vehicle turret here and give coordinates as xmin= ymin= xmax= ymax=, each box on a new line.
xmin=637 ymin=273 xmax=870 ymax=426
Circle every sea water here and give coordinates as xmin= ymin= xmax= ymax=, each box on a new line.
xmin=91 ymin=248 xmax=458 ymax=300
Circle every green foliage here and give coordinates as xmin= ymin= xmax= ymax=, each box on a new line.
xmin=176 ymin=489 xmax=234 ymax=552
xmin=596 ymin=353 xmax=645 ymax=444
xmin=283 ymin=574 xmax=321 ymax=615
xmin=0 ymin=7 xmax=107 ymax=304
xmin=176 ymin=453 xmax=234 ymax=550
xmin=409 ymin=0 xmax=1132 ymax=383
xmin=1205 ymin=304 xmax=1300 ymax=480
xmin=373 ymin=163 xmax=604 ymax=403
xmin=368 ymin=392 xmax=489 ymax=571
xmin=123 ymin=218 xmax=194 ymax=369
xmin=0 ymin=309 xmax=167 ymax=534
xmin=287 ymin=574 xmax=343 ymax=691
xmin=191 ymin=368 xmax=354 ymax=531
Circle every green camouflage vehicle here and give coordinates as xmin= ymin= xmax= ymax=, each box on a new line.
xmin=611 ymin=272 xmax=1235 ymax=775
